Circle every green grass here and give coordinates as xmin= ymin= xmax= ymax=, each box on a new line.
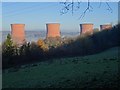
xmin=2 ymin=47 xmax=119 ymax=88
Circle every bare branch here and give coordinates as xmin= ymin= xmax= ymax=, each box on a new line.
xmin=74 ymin=0 xmax=82 ymax=11
xmin=79 ymin=0 xmax=93 ymax=19
xmin=72 ymin=0 xmax=74 ymax=15
xmin=106 ymin=2 xmax=113 ymax=13
xmin=98 ymin=0 xmax=113 ymax=13
xmin=60 ymin=0 xmax=113 ymax=19
xmin=60 ymin=0 xmax=73 ymax=15
xmin=98 ymin=0 xmax=102 ymax=8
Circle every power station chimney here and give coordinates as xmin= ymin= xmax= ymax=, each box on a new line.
xmin=80 ymin=23 xmax=94 ymax=35
xmin=11 ymin=24 xmax=26 ymax=45
xmin=100 ymin=24 xmax=112 ymax=30
xmin=46 ymin=23 xmax=61 ymax=38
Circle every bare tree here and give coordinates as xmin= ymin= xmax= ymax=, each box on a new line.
xmin=60 ymin=0 xmax=113 ymax=19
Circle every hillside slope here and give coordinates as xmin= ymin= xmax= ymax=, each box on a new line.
xmin=2 ymin=47 xmax=119 ymax=88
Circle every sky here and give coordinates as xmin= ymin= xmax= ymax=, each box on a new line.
xmin=2 ymin=1 xmax=118 ymax=32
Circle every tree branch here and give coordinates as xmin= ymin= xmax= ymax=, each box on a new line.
xmin=79 ymin=0 xmax=93 ymax=19
xmin=60 ymin=0 xmax=112 ymax=19
xmin=106 ymin=2 xmax=113 ymax=13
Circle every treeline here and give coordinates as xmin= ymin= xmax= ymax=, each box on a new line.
xmin=2 ymin=24 xmax=120 ymax=69
xmin=51 ymin=24 xmax=120 ymax=57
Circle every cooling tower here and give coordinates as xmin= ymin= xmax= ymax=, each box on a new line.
xmin=46 ymin=23 xmax=61 ymax=38
xmin=100 ymin=24 xmax=112 ymax=30
xmin=80 ymin=23 xmax=94 ymax=35
xmin=11 ymin=24 xmax=26 ymax=45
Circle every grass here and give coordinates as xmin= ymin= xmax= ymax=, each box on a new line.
xmin=2 ymin=47 xmax=119 ymax=88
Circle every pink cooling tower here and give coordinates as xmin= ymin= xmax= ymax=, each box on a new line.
xmin=11 ymin=24 xmax=26 ymax=45
xmin=80 ymin=23 xmax=94 ymax=35
xmin=46 ymin=23 xmax=61 ymax=38
xmin=100 ymin=24 xmax=112 ymax=30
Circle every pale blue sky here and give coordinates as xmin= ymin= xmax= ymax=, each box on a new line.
xmin=2 ymin=2 xmax=118 ymax=32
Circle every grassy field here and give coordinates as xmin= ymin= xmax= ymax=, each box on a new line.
xmin=2 ymin=47 xmax=119 ymax=88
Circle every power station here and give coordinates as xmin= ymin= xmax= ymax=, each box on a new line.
xmin=100 ymin=24 xmax=112 ymax=30
xmin=9 ymin=23 xmax=113 ymax=45
xmin=46 ymin=23 xmax=61 ymax=38
xmin=80 ymin=23 xmax=94 ymax=35
xmin=11 ymin=24 xmax=26 ymax=45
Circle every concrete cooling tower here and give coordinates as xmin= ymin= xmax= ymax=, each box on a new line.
xmin=46 ymin=23 xmax=61 ymax=38
xmin=100 ymin=24 xmax=112 ymax=30
xmin=11 ymin=24 xmax=26 ymax=45
xmin=80 ymin=23 xmax=94 ymax=35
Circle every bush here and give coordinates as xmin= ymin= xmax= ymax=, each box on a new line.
xmin=2 ymin=24 xmax=120 ymax=69
xmin=2 ymin=34 xmax=17 ymax=68
xmin=37 ymin=39 xmax=49 ymax=52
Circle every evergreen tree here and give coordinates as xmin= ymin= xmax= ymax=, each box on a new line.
xmin=2 ymin=34 xmax=15 ymax=57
